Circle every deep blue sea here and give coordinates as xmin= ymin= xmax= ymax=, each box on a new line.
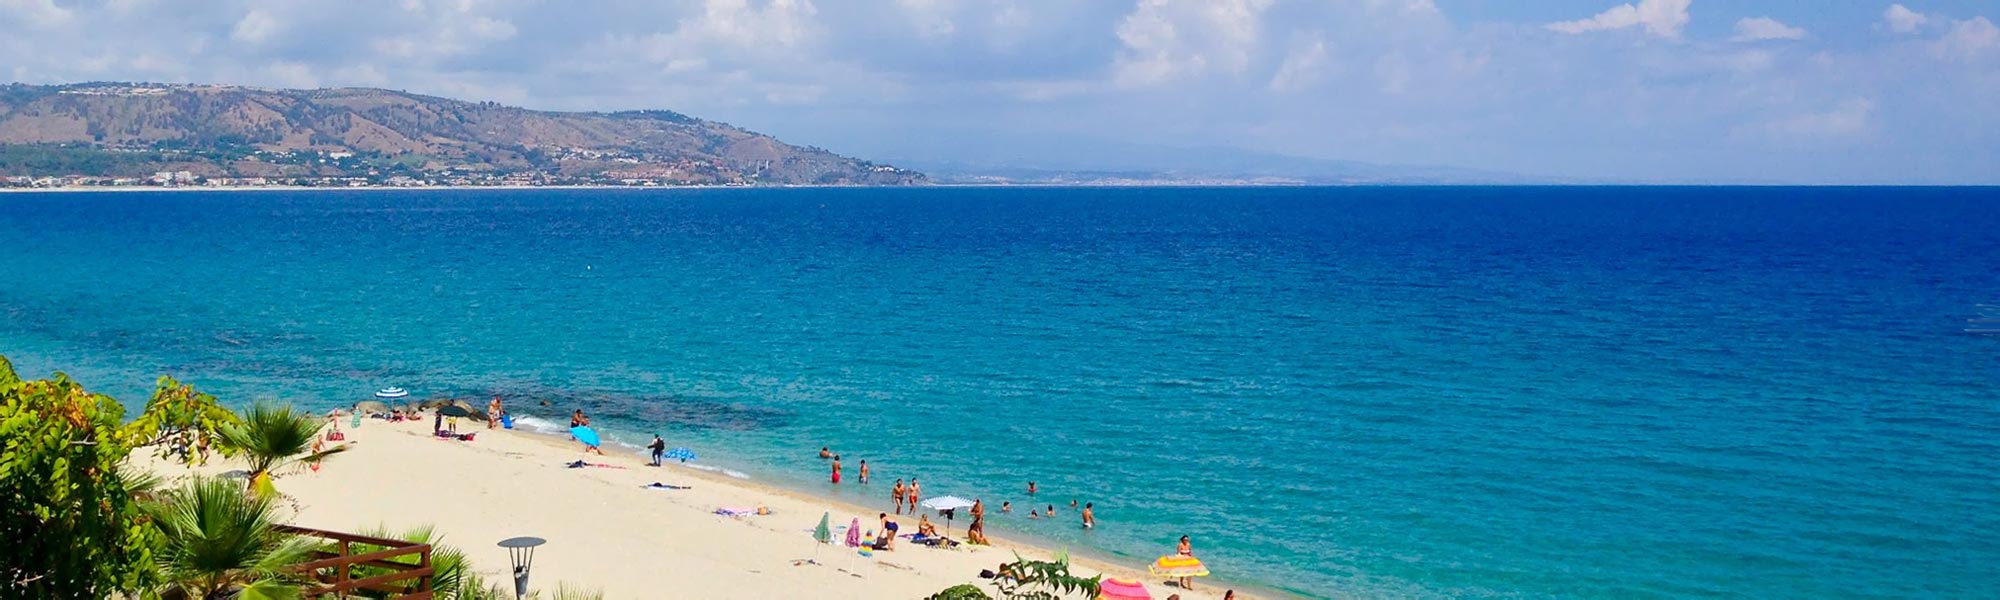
xmin=3 ymin=187 xmax=1998 ymax=598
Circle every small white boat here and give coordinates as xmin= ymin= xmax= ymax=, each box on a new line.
xmin=375 ymin=387 xmax=410 ymax=399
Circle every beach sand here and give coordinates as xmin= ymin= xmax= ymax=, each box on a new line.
xmin=135 ymin=419 xmax=1251 ymax=600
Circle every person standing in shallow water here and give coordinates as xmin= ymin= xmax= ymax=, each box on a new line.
xmin=1081 ymin=502 xmax=1095 ymax=529
xmin=487 ymin=396 xmax=503 ymax=429
xmin=858 ymin=460 xmax=869 ymax=484
xmin=831 ymin=455 xmax=843 ymax=484
xmin=908 ymin=479 xmax=922 ymax=512
xmin=892 ymin=479 xmax=907 ymax=514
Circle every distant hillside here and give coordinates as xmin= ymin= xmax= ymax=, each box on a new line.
xmin=0 ymin=82 xmax=924 ymax=186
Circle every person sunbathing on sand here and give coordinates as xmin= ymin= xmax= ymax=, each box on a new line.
xmin=917 ymin=514 xmax=939 ymax=538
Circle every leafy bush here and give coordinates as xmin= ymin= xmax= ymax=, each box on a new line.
xmin=932 ymin=551 xmax=1101 ymax=600
xmin=0 ymin=362 xmax=162 ymax=598
xmin=928 ymin=584 xmax=995 ymax=600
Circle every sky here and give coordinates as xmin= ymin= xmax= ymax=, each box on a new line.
xmin=2 ymin=0 xmax=1997 ymax=183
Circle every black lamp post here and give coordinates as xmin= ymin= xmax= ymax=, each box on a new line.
xmin=497 ymin=536 xmax=546 ymax=600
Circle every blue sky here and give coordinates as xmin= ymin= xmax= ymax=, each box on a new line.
xmin=2 ymin=0 xmax=1996 ymax=183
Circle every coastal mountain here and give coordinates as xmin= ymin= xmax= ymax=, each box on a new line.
xmin=0 ymin=83 xmax=923 ymax=186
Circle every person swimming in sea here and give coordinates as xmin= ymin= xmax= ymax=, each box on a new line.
xmin=818 ymin=446 xmax=833 ymax=459
xmin=1029 ymin=509 xmax=1041 ymax=519
xmin=1028 ymin=481 xmax=1037 ymax=496
xmin=1000 ymin=501 xmax=1011 ymax=513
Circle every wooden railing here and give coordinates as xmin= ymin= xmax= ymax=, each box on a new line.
xmin=280 ymin=525 xmax=435 ymax=599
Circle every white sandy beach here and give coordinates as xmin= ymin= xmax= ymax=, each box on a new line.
xmin=136 ymin=418 xmax=1254 ymax=600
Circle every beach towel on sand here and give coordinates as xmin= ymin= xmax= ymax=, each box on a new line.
xmin=715 ymin=507 xmax=756 ymax=516
xmin=643 ymin=483 xmax=691 ymax=490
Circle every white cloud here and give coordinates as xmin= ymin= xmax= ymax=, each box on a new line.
xmin=1547 ymin=0 xmax=1692 ymax=39
xmin=1882 ymin=4 xmax=1927 ymax=34
xmin=2 ymin=0 xmax=74 ymax=27
xmin=1768 ymin=98 xmax=1875 ymax=137
xmin=231 ymin=10 xmax=282 ymax=43
xmin=1933 ymin=16 xmax=1999 ymax=60
xmin=1113 ymin=0 xmax=1274 ymax=87
xmin=689 ymin=0 xmax=821 ymax=49
xmin=897 ymin=0 xmax=956 ymax=38
xmin=1268 ymin=36 xmax=1329 ymax=92
xmin=1732 ymin=17 xmax=1805 ymax=42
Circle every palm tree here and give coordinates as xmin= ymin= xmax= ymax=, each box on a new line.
xmin=219 ymin=402 xmax=347 ymax=494
xmin=145 ymin=475 xmax=317 ymax=600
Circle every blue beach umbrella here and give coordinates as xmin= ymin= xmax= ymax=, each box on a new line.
xmin=570 ymin=426 xmax=602 ymax=448
xmin=664 ymin=447 xmax=697 ymax=462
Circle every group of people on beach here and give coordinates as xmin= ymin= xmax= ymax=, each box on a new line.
xmin=818 ymin=447 xmax=1103 ymax=548
xmin=819 ymin=445 xmax=1224 ymax=594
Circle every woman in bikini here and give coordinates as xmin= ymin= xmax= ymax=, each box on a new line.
xmin=967 ymin=498 xmax=989 ymax=544
xmin=1176 ymin=535 xmax=1197 ymax=590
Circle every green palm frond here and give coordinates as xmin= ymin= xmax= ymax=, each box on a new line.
xmin=145 ymin=475 xmax=307 ymax=599
xmin=218 ymin=402 xmax=348 ymax=488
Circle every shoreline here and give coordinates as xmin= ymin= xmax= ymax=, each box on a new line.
xmin=494 ymin=418 xmax=1294 ymax=599
xmin=134 ymin=416 xmax=1277 ymax=599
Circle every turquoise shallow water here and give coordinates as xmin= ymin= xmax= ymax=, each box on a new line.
xmin=2 ymin=187 xmax=1998 ymax=598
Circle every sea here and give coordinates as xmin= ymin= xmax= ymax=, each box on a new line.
xmin=2 ymin=186 xmax=1997 ymax=598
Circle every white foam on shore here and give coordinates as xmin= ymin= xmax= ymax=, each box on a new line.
xmin=509 ymin=414 xmax=569 ymax=434
xmin=509 ymin=413 xmax=749 ymax=479
xmin=680 ymin=463 xmax=751 ymax=479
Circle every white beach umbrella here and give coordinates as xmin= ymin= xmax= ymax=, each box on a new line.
xmin=920 ymin=496 xmax=977 ymax=535
xmin=919 ymin=496 xmax=975 ymax=512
